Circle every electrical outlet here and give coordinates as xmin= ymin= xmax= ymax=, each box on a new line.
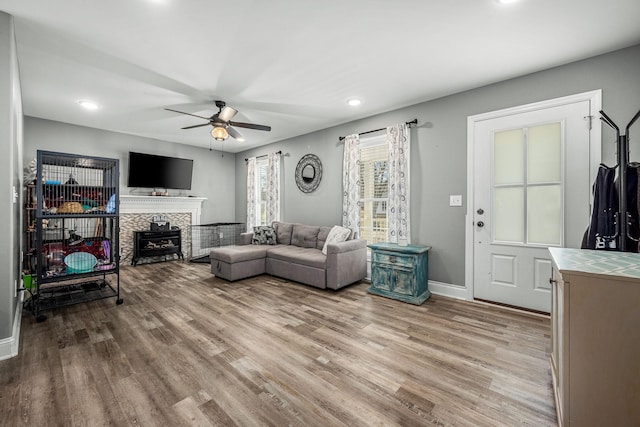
xmin=450 ymin=195 xmax=463 ymax=206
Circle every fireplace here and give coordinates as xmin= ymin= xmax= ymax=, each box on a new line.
xmin=119 ymin=195 xmax=206 ymax=265
xmin=132 ymin=229 xmax=184 ymax=266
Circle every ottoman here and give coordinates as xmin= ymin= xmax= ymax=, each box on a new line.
xmin=210 ymin=245 xmax=270 ymax=281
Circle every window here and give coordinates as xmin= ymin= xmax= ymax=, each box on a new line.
xmin=493 ymin=122 xmax=563 ymax=246
xmin=257 ymin=158 xmax=268 ymax=226
xmin=359 ymin=136 xmax=388 ymax=246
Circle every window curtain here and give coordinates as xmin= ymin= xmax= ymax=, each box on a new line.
xmin=265 ymin=152 xmax=281 ymax=224
xmin=387 ymin=123 xmax=411 ymax=244
xmin=342 ymin=134 xmax=360 ymax=237
xmin=246 ymin=157 xmax=258 ymax=230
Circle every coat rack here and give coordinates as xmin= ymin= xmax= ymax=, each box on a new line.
xmin=599 ymin=108 xmax=640 ymax=251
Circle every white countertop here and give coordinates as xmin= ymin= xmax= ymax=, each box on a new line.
xmin=549 ymin=247 xmax=640 ymax=280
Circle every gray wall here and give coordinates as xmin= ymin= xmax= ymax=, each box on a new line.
xmin=17 ymin=45 xmax=640 ymax=290
xmin=0 ymin=12 xmax=23 ymax=342
xmin=23 ymin=118 xmax=237 ymax=225
xmin=235 ymin=44 xmax=640 ymax=287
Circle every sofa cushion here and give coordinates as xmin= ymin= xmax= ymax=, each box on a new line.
xmin=322 ymin=225 xmax=352 ymax=255
xmin=266 ymin=246 xmax=326 ymax=269
xmin=316 ymin=226 xmax=332 ymax=250
xmin=210 ymin=245 xmax=271 ymax=263
xmin=272 ymin=221 xmax=294 ymax=245
xmin=291 ymin=224 xmax=320 ymax=248
xmin=252 ymin=225 xmax=277 ymax=245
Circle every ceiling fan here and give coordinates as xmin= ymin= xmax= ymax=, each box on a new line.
xmin=165 ymin=100 xmax=271 ymax=141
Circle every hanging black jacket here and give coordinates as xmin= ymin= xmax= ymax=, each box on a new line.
xmin=585 ymin=164 xmax=618 ymax=250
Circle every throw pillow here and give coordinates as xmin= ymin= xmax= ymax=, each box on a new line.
xmin=252 ymin=226 xmax=277 ymax=245
xmin=322 ymin=225 xmax=352 ymax=255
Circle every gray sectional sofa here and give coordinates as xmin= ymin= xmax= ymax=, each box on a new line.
xmin=210 ymin=221 xmax=367 ymax=290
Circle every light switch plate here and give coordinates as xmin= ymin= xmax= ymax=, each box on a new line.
xmin=450 ymin=195 xmax=463 ymax=206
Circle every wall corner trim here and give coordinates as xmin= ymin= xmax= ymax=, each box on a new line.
xmin=428 ymin=280 xmax=469 ymax=300
xmin=0 ymin=292 xmax=24 ymax=361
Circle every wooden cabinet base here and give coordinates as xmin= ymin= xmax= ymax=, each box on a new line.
xmin=549 ymin=247 xmax=640 ymax=427
xmin=367 ymin=242 xmax=431 ymax=306
xmin=366 ymin=286 xmax=430 ymax=305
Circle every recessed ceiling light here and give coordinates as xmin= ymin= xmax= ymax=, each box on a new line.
xmin=77 ymin=100 xmax=99 ymax=110
xmin=347 ymin=98 xmax=362 ymax=107
xmin=497 ymin=0 xmax=520 ymax=4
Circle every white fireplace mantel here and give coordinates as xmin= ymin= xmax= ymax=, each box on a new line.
xmin=119 ymin=195 xmax=207 ymax=225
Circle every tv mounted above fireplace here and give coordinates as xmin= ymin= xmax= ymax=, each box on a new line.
xmin=127 ymin=151 xmax=194 ymax=190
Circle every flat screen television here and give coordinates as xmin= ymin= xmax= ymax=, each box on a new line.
xmin=127 ymin=151 xmax=194 ymax=190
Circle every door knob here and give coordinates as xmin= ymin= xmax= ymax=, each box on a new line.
xmin=477 ymin=221 xmax=485 ymax=228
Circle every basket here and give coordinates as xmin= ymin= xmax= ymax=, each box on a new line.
xmin=57 ymin=201 xmax=85 ymax=213
xmin=64 ymin=252 xmax=97 ymax=274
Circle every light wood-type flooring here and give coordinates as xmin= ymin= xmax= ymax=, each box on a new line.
xmin=1 ymin=261 xmax=557 ymax=426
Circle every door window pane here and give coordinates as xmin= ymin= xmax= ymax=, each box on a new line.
xmin=528 ymin=185 xmax=562 ymax=245
xmin=528 ymin=123 xmax=561 ymax=183
xmin=492 ymin=122 xmax=563 ymax=246
xmin=494 ymin=187 xmax=524 ymax=242
xmin=494 ymin=129 xmax=524 ymax=185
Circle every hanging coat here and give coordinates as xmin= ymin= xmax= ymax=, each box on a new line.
xmin=585 ymin=164 xmax=618 ymax=250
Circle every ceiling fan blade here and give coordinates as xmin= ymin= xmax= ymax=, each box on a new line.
xmin=218 ymin=106 xmax=238 ymax=122
xmin=226 ymin=126 xmax=243 ymax=140
xmin=229 ymin=121 xmax=271 ymax=132
xmin=181 ymin=123 xmax=210 ymax=130
xmin=165 ymin=108 xmax=210 ymax=120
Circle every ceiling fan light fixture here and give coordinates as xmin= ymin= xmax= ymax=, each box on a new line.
xmin=211 ymin=126 xmax=228 ymax=141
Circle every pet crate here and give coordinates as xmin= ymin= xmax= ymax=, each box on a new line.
xmin=26 ymin=150 xmax=122 ymax=322
xmin=190 ymin=222 xmax=246 ymax=263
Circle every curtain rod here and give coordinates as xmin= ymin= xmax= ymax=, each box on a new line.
xmin=245 ymin=150 xmax=282 ymax=162
xmin=338 ymin=119 xmax=418 ymax=141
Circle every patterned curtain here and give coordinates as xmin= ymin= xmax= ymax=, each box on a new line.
xmin=265 ymin=152 xmax=281 ymax=224
xmin=342 ymin=134 xmax=360 ymax=237
xmin=246 ymin=157 xmax=258 ymax=229
xmin=387 ymin=123 xmax=411 ymax=244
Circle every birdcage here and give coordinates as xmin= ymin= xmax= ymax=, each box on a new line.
xmin=27 ymin=150 xmax=122 ymax=321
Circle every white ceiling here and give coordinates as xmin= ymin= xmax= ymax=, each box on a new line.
xmin=2 ymin=0 xmax=639 ymax=154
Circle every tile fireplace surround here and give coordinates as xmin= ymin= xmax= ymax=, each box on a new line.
xmin=119 ymin=195 xmax=207 ymax=265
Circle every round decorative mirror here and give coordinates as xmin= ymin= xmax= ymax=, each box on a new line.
xmin=295 ymin=154 xmax=322 ymax=193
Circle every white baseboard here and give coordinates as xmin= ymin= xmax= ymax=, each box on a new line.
xmin=428 ymin=280 xmax=469 ymax=300
xmin=0 ymin=292 xmax=23 ymax=361
xmin=365 ymin=277 xmax=469 ymax=301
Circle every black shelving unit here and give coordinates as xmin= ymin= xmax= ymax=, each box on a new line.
xmin=26 ymin=150 xmax=123 ymax=322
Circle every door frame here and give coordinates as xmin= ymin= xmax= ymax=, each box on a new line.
xmin=464 ymin=90 xmax=602 ymax=302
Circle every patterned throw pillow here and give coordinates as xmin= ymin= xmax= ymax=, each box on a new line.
xmin=252 ymin=226 xmax=277 ymax=245
xmin=322 ymin=225 xmax=352 ymax=255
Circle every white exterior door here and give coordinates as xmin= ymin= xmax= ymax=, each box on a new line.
xmin=471 ymin=97 xmax=597 ymax=312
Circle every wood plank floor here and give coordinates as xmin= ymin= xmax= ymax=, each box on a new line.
xmin=1 ymin=261 xmax=557 ymax=426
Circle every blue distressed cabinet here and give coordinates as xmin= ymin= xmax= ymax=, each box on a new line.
xmin=367 ymin=242 xmax=431 ymax=305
